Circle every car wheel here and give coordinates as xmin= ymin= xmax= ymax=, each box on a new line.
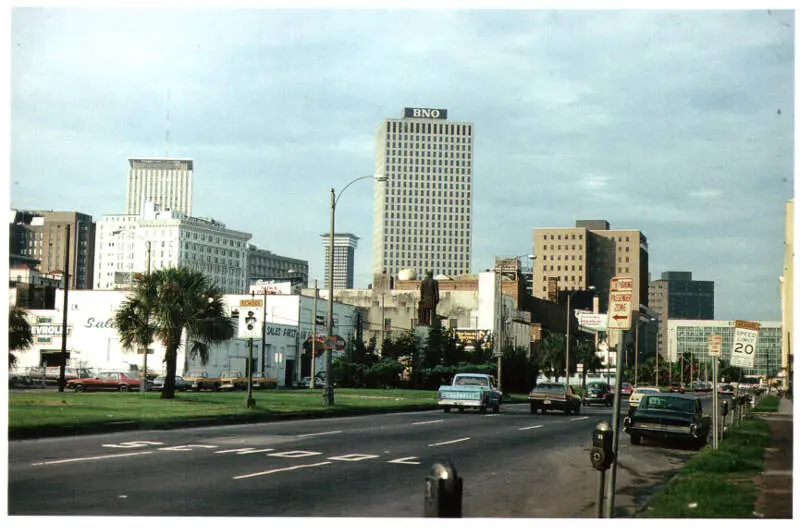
xmin=631 ymin=433 xmax=642 ymax=445
xmin=479 ymin=405 xmax=487 ymax=414
xmin=492 ymin=404 xmax=500 ymax=414
xmin=458 ymin=407 xmax=464 ymax=413
xmin=119 ymin=385 xmax=129 ymax=392
xmin=74 ymin=384 xmax=85 ymax=393
xmin=541 ymin=408 xmax=547 ymax=415
xmin=443 ymin=407 xmax=451 ymax=413
xmin=576 ymin=405 xmax=581 ymax=415
xmin=530 ymin=404 xmax=536 ymax=414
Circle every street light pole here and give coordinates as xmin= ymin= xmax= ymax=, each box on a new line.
xmin=566 ymin=291 xmax=572 ymax=387
xmin=142 ymin=240 xmax=151 ymax=393
xmin=323 ymin=175 xmax=385 ymax=406
xmin=311 ymin=279 xmax=317 ymax=389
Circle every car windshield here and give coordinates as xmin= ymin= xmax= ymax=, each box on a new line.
xmin=640 ymin=395 xmax=694 ymax=413
xmin=588 ymin=383 xmax=605 ymax=390
xmin=536 ymin=384 xmax=566 ymax=394
xmin=456 ymin=376 xmax=488 ymax=386
xmin=636 ymin=388 xmax=659 ymax=395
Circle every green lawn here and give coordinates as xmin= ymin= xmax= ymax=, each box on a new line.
xmin=753 ymin=394 xmax=779 ymax=412
xmin=638 ymin=418 xmax=770 ymax=518
xmin=8 ymin=388 xmax=439 ymax=430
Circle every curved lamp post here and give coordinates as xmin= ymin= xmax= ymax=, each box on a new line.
xmin=323 ymin=175 xmax=386 ymax=406
xmin=112 ymin=228 xmax=152 ymax=393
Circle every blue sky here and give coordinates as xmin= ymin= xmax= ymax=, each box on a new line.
xmin=7 ymin=6 xmax=795 ymax=321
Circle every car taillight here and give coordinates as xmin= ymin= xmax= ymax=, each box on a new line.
xmin=438 ymin=392 xmax=442 ymax=400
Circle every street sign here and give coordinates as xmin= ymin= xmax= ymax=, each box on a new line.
xmin=238 ymin=299 xmax=263 ymax=340
xmin=610 ymin=276 xmax=634 ymax=292
xmin=576 ymin=312 xmax=607 ymax=331
xmin=708 ymin=334 xmax=722 ymax=357
xmin=730 ymin=320 xmax=759 ymax=369
xmin=324 ymin=335 xmax=346 ymax=350
xmin=607 ymin=276 xmax=633 ymax=330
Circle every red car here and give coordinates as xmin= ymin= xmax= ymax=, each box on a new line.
xmin=66 ymin=371 xmax=142 ymax=392
xmin=620 ymin=382 xmax=633 ymax=397
xmin=669 ymin=384 xmax=685 ymax=394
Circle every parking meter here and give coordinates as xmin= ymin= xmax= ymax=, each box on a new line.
xmin=721 ymin=400 xmax=729 ymax=417
xmin=590 ymin=421 xmax=614 ymax=471
xmin=424 ymin=460 xmax=462 ymax=517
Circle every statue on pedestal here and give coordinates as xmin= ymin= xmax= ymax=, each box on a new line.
xmin=418 ymin=270 xmax=440 ymax=327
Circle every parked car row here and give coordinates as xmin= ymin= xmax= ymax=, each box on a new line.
xmin=624 ymin=392 xmax=711 ymax=450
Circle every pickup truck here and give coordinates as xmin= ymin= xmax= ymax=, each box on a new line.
xmin=437 ymin=373 xmax=501 ymax=414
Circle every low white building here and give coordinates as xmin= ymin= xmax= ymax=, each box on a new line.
xmin=93 ymin=203 xmax=251 ymax=294
xmin=15 ymin=289 xmax=359 ymax=387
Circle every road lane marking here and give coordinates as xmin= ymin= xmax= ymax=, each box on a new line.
xmin=427 ymin=437 xmax=470 ymax=447
xmin=296 ymin=430 xmax=342 ymax=437
xmin=158 ymin=444 xmax=219 ymax=451
xmin=233 ymin=461 xmax=331 ymax=480
xmin=31 ymin=451 xmax=154 ymax=466
xmin=215 ymin=448 xmax=275 ymax=454
xmin=327 ymin=454 xmax=380 ymax=462
xmin=412 ymin=419 xmax=443 ymax=425
xmin=388 ymin=456 xmax=421 ymax=465
xmin=570 ymin=416 xmax=589 ymax=422
xmin=102 ymin=441 xmax=164 ymax=448
xmin=518 ymin=425 xmax=544 ymax=431
xmin=268 ymin=450 xmax=322 ymax=458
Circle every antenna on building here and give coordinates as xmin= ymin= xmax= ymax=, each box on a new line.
xmin=164 ymin=87 xmax=171 ymax=158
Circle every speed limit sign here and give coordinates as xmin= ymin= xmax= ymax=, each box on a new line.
xmin=730 ymin=320 xmax=759 ymax=369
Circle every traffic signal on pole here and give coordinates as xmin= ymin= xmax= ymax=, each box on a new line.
xmin=238 ymin=303 xmax=263 ymax=339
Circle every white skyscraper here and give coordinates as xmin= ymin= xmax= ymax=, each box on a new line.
xmin=126 ymin=158 xmax=193 ymax=216
xmin=321 ymin=233 xmax=359 ymax=289
xmin=372 ymin=107 xmax=473 ymax=279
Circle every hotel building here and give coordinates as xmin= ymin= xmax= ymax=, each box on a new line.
xmin=126 ymin=158 xmax=193 ymax=217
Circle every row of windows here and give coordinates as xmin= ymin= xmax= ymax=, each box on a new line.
xmin=543 ymin=245 xmax=584 ymax=251
xmin=543 ymin=233 xmax=584 ymax=241
xmin=543 ymin=265 xmax=584 ymax=272
xmin=386 ymin=133 xmax=471 ymax=144
xmin=388 ymin=167 xmax=471 ymax=175
xmin=388 ymin=121 xmax=472 ymax=135
xmin=544 ymin=254 xmax=582 ymax=261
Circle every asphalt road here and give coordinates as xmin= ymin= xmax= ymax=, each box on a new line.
xmin=8 ymin=393 xmax=724 ymax=517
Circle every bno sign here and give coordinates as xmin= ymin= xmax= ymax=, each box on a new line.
xmin=404 ymin=107 xmax=448 ymax=120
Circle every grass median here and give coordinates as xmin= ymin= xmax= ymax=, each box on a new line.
xmin=637 ymin=417 xmax=771 ymax=518
xmin=8 ymin=388 xmax=439 ymax=431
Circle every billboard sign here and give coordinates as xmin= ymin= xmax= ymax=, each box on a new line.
xmin=403 ymin=107 xmax=448 ymax=120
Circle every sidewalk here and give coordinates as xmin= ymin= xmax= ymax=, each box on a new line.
xmin=753 ymin=396 xmax=793 ymax=519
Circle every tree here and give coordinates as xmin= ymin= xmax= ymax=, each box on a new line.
xmin=574 ymin=337 xmax=602 ymax=391
xmin=9 ymin=306 xmax=33 ymax=368
xmin=536 ymin=332 xmax=565 ymax=382
xmin=114 ymin=267 xmax=235 ymax=398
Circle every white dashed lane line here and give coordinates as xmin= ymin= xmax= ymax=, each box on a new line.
xmin=233 ymin=461 xmax=332 ymax=480
xmin=411 ymin=419 xmax=443 ymax=425
xmin=427 ymin=437 xmax=470 ymax=447
xmin=31 ymin=451 xmax=154 ymax=466
xmin=570 ymin=416 xmax=590 ymax=422
xmin=296 ymin=430 xmax=342 ymax=438
xmin=518 ymin=425 xmax=544 ymax=431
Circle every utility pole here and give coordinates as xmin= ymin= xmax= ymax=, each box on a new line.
xmin=380 ymin=292 xmax=386 ymax=357
xmin=311 ymin=280 xmax=317 ymax=388
xmin=324 ymin=187 xmax=336 ymax=406
xmin=261 ymin=288 xmax=267 ymax=386
xmin=141 ymin=240 xmax=151 ymax=393
xmin=57 ymin=225 xmax=71 ymax=393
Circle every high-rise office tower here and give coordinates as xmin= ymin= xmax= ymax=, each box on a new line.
xmin=321 ymin=233 xmax=359 ymax=289
xmin=372 ymin=107 xmax=473 ymax=279
xmin=649 ymin=271 xmax=715 ymax=361
xmin=126 ymin=158 xmax=193 ymax=216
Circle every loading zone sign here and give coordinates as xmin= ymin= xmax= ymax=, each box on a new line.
xmin=730 ymin=320 xmax=759 ymax=369
xmin=607 ymin=276 xmax=633 ymax=330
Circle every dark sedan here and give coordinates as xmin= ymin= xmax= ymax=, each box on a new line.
xmin=149 ymin=375 xmax=188 ymax=392
xmin=623 ymin=393 xmax=710 ymax=449
xmin=582 ymin=381 xmax=613 ymax=407
xmin=529 ymin=382 xmax=581 ymax=415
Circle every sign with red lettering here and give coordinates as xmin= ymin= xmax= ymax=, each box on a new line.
xmin=607 ymin=276 xmax=634 ymax=330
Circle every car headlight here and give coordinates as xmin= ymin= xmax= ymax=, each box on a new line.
xmin=689 ymin=423 xmax=698 ymax=437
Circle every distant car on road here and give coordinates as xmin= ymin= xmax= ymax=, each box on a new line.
xmin=299 ymin=376 xmax=326 ymax=389
xmin=66 ymin=371 xmax=142 ymax=392
xmin=629 ymin=386 xmax=661 ymax=408
xmin=582 ymin=381 xmax=613 ymax=407
xmin=619 ymin=382 xmax=633 ymax=397
xmin=668 ymin=383 xmax=685 ymax=394
xmin=149 ymin=375 xmax=188 ymax=392
xmin=530 ymin=382 xmax=581 ymax=415
xmin=718 ymin=384 xmax=736 ymax=396
xmin=624 ymin=393 xmax=710 ymax=450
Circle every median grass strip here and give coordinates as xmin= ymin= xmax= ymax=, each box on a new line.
xmin=753 ymin=394 xmax=779 ymax=413
xmin=8 ymin=388 xmax=439 ymax=431
xmin=638 ymin=418 xmax=771 ymax=518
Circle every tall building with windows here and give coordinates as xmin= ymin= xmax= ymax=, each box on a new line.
xmin=532 ymin=220 xmax=649 ymax=312
xmin=649 ymin=271 xmax=715 ymax=361
xmin=126 ymin=158 xmax=193 ymax=217
xmin=372 ymin=107 xmax=473 ymax=280
xmin=10 ymin=209 xmax=96 ymax=290
xmin=247 ymin=245 xmax=309 ymax=287
xmin=321 ymin=233 xmax=359 ymax=289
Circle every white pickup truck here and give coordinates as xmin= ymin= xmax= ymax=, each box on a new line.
xmin=437 ymin=373 xmax=502 ymax=414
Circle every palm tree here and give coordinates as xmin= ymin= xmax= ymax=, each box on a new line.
xmin=574 ymin=337 xmax=602 ymax=392
xmin=114 ymin=267 xmax=235 ymax=398
xmin=9 ymin=306 xmax=33 ymax=368
xmin=536 ymin=332 xmax=565 ymax=382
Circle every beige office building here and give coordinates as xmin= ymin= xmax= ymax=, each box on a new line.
xmin=126 ymin=158 xmax=193 ymax=217
xmin=372 ymin=107 xmax=473 ymax=280
xmin=532 ymin=220 xmax=649 ymax=313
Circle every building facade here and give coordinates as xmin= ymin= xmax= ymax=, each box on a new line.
xmin=372 ymin=107 xmax=473 ymax=280
xmin=321 ymin=233 xmax=358 ymax=289
xmin=649 ymin=271 xmax=714 ymax=361
xmin=532 ymin=220 xmax=649 ymax=313
xmin=666 ymin=319 xmax=783 ymax=380
xmin=9 ymin=209 xmax=96 ymax=290
xmin=93 ymin=204 xmax=250 ymax=294
xmin=780 ymin=199 xmax=793 ymax=390
xmin=126 ymin=158 xmax=193 ymax=217
xmin=247 ymin=245 xmax=309 ymax=288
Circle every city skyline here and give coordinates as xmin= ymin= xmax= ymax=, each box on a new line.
xmin=7 ymin=8 xmax=794 ymax=321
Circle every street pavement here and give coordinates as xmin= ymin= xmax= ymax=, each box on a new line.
xmin=753 ymin=396 xmax=793 ymax=519
xmin=8 ymin=397 xmax=711 ymax=517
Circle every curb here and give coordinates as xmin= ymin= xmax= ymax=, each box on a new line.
xmin=8 ymin=404 xmax=440 ymax=441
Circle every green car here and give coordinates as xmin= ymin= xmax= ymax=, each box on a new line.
xmin=623 ymin=393 xmax=710 ymax=449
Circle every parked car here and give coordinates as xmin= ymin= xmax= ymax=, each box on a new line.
xmin=184 ymin=370 xmax=220 ymax=391
xmin=219 ymin=370 xmax=248 ymax=391
xmin=529 ymin=382 xmax=581 ymax=415
xmin=582 ymin=381 xmax=613 ymax=407
xmin=438 ymin=373 xmax=501 ymax=414
xmin=623 ymin=393 xmax=710 ymax=449
xmin=149 ymin=375 xmax=188 ymax=392
xmin=620 ymin=382 xmax=633 ymax=397
xmin=299 ymin=376 xmax=326 ymax=389
xmin=691 ymin=381 xmax=712 ymax=392
xmin=629 ymin=386 xmax=661 ymax=408
xmin=718 ymin=384 xmax=736 ymax=396
xmin=66 ymin=371 xmax=142 ymax=392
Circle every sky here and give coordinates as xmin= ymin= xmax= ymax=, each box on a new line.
xmin=6 ymin=4 xmax=796 ymax=322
